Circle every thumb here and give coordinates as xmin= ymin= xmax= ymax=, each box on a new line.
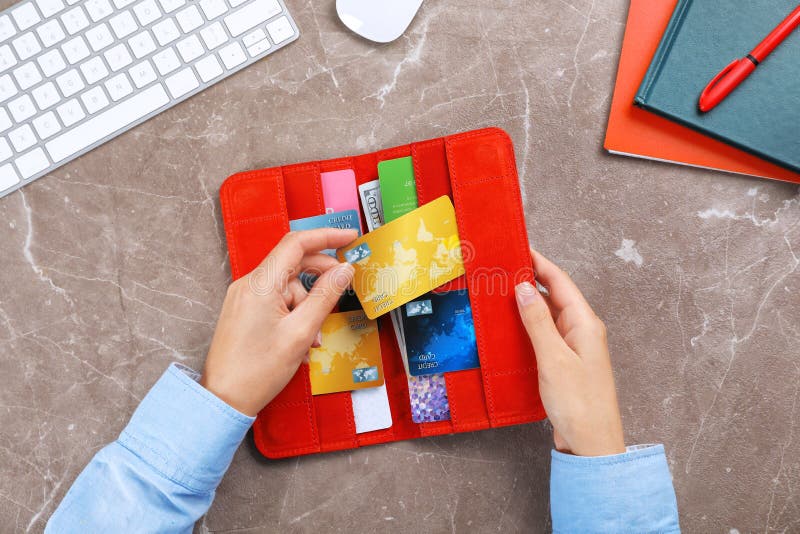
xmin=287 ymin=262 xmax=355 ymax=335
xmin=515 ymin=282 xmax=567 ymax=359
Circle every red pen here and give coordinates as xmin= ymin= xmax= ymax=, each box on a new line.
xmin=699 ymin=4 xmax=800 ymax=112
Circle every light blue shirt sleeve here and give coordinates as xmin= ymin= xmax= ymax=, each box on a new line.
xmin=48 ymin=362 xmax=679 ymax=533
xmin=45 ymin=363 xmax=254 ymax=534
xmin=550 ymin=444 xmax=681 ymax=533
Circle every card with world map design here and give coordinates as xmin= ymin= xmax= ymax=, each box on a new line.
xmin=336 ymin=196 xmax=465 ymax=320
xmin=308 ymin=310 xmax=384 ymax=395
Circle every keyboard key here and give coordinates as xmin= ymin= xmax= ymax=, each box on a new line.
xmin=61 ymin=6 xmax=90 ymax=34
xmin=55 ymin=69 xmax=84 ymax=96
xmin=218 ymin=41 xmax=245 ymax=69
xmin=104 ymin=42 xmax=133 ymax=70
xmin=36 ymin=0 xmax=66 ymax=18
xmin=175 ymin=5 xmax=202 ymax=33
xmin=0 ymin=74 xmax=17 ymax=102
xmin=32 ymin=111 xmax=62 ymax=139
xmin=11 ymin=4 xmax=42 ymax=31
xmin=165 ymin=67 xmax=198 ymax=98
xmin=152 ymin=47 xmax=178 ymax=74
xmin=0 ymin=45 xmax=16 ymax=73
xmin=46 ymin=83 xmax=169 ymax=162
xmin=9 ymin=124 xmax=37 ymax=151
xmin=85 ymin=22 xmax=114 ymax=51
xmin=0 ymin=138 xmax=11 ymax=161
xmin=158 ymin=0 xmax=185 ymax=13
xmin=266 ymin=16 xmax=294 ymax=44
xmin=0 ymin=164 xmax=20 ymax=191
xmin=0 ymin=108 xmax=11 ymax=131
xmin=129 ymin=59 xmax=156 ymax=87
xmin=112 ymin=0 xmax=137 ymax=8
xmin=104 ymin=72 xmax=132 ymax=100
xmin=9 ymin=95 xmax=37 ymax=122
xmin=176 ymin=34 xmax=203 ymax=62
xmin=195 ymin=54 xmax=222 ymax=82
xmin=62 ymin=35 xmax=90 ymax=63
xmin=85 ymin=0 xmax=114 ymax=22
xmin=38 ymin=49 xmax=67 ymax=76
xmin=12 ymin=32 xmax=42 ymax=61
xmin=200 ymin=0 xmax=227 ymax=20
xmin=151 ymin=18 xmax=179 ymax=46
xmin=17 ymin=148 xmax=50 ymax=178
xmin=133 ymin=0 xmax=161 ymax=26
xmin=109 ymin=11 xmax=138 ymax=38
xmin=13 ymin=62 xmax=42 ymax=90
xmin=0 ymin=16 xmax=17 ymax=42
xmin=229 ymin=0 xmax=248 ymax=6
xmin=56 ymin=98 xmax=85 ymax=126
xmin=80 ymin=56 xmax=108 ymax=83
xmin=37 ymin=19 xmax=66 ymax=47
xmin=32 ymin=81 xmax=60 ymax=109
xmin=13 ymin=63 xmax=41 ymax=92
xmin=128 ymin=30 xmax=156 ymax=58
xmin=243 ymin=28 xmax=266 ymax=48
xmin=81 ymin=86 xmax=109 ymax=113
xmin=246 ymin=38 xmax=270 ymax=57
xmin=224 ymin=0 xmax=281 ymax=37
xmin=200 ymin=22 xmax=226 ymax=50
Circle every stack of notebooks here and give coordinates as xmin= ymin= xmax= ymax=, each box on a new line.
xmin=605 ymin=0 xmax=800 ymax=182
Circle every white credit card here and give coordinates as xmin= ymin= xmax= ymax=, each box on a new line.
xmin=351 ymin=383 xmax=393 ymax=433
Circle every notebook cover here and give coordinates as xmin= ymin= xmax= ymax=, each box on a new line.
xmin=220 ymin=128 xmax=546 ymax=458
xmin=634 ymin=0 xmax=800 ymax=173
xmin=604 ymin=0 xmax=800 ymax=184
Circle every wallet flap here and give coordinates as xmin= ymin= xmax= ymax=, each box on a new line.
xmin=445 ymin=128 xmax=545 ymax=425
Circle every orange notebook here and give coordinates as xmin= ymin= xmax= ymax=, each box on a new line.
xmin=604 ymin=0 xmax=800 ymax=184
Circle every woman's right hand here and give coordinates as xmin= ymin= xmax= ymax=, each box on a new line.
xmin=514 ymin=250 xmax=626 ymax=457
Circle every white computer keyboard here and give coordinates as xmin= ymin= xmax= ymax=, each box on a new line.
xmin=0 ymin=0 xmax=298 ymax=198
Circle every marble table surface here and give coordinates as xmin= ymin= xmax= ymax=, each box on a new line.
xmin=1 ymin=0 xmax=799 ymax=532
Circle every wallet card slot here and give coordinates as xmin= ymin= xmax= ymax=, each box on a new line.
xmin=282 ymin=162 xmax=361 ymax=452
xmin=357 ymin=315 xmax=421 ymax=445
xmin=444 ymin=128 xmax=546 ymax=426
xmin=408 ymin=137 xmax=482 ymax=431
xmin=221 ymin=168 xmax=324 ymax=458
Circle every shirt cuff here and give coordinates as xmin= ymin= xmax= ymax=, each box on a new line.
xmin=550 ymin=444 xmax=680 ymax=534
xmin=117 ymin=363 xmax=255 ymax=494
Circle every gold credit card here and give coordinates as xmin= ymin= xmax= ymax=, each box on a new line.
xmin=309 ymin=310 xmax=384 ymax=395
xmin=337 ymin=196 xmax=465 ymax=319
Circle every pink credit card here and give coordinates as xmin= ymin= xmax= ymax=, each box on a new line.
xmin=321 ymin=170 xmax=362 ymax=233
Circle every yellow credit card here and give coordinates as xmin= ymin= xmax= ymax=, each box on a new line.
xmin=309 ymin=310 xmax=384 ymax=395
xmin=337 ymin=196 xmax=465 ymax=319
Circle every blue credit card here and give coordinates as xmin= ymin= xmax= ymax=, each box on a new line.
xmin=290 ymin=210 xmax=361 ymax=245
xmin=401 ymin=290 xmax=479 ymax=376
xmin=289 ymin=210 xmax=362 ymax=296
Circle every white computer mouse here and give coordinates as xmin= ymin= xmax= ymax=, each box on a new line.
xmin=336 ymin=0 xmax=424 ymax=43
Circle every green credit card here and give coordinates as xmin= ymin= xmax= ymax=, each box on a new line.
xmin=378 ymin=156 xmax=418 ymax=222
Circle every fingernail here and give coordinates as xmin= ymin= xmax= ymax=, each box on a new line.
xmin=515 ymin=282 xmax=539 ymax=306
xmin=311 ymin=331 xmax=322 ymax=348
xmin=535 ymin=280 xmax=550 ymax=297
xmin=332 ymin=262 xmax=355 ymax=289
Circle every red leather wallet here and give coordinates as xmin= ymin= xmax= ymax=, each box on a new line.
xmin=220 ymin=127 xmax=546 ymax=459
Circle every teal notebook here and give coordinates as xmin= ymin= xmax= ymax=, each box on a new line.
xmin=635 ymin=0 xmax=800 ymax=173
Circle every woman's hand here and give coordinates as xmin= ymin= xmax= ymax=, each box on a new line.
xmin=515 ymin=250 xmax=625 ymax=457
xmin=201 ymin=228 xmax=357 ymax=417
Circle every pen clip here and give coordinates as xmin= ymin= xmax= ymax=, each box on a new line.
xmin=700 ymin=59 xmax=739 ymax=100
